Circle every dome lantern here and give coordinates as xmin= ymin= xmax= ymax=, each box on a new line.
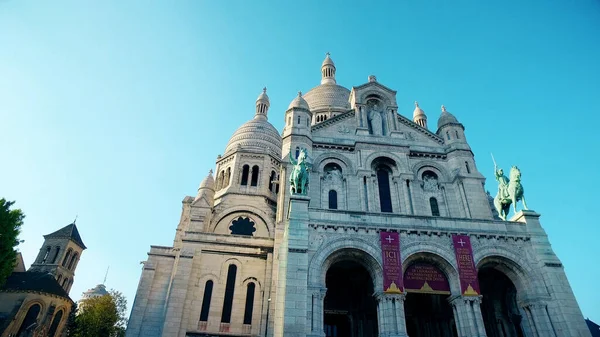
xmin=255 ymin=87 xmax=270 ymax=120
xmin=321 ymin=52 xmax=337 ymax=85
xmin=413 ymin=101 xmax=428 ymax=128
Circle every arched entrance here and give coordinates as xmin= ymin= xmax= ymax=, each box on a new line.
xmin=324 ymin=259 xmax=378 ymax=337
xmin=479 ymin=264 xmax=525 ymax=337
xmin=403 ymin=262 xmax=458 ymax=337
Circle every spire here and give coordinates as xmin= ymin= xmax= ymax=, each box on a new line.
xmin=413 ymin=101 xmax=428 ymax=129
xmin=103 ymin=266 xmax=109 ymax=284
xmin=255 ymin=87 xmax=270 ymax=120
xmin=321 ymin=52 xmax=337 ymax=85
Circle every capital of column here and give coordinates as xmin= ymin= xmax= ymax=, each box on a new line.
xmin=519 ymin=298 xmax=548 ymax=310
xmin=374 ymin=291 xmax=406 ymax=302
xmin=448 ymin=294 xmax=483 ymax=306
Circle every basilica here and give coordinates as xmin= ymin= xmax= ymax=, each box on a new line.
xmin=125 ymin=54 xmax=590 ymax=337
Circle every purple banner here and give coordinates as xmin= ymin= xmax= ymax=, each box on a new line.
xmin=404 ymin=263 xmax=451 ymax=295
xmin=380 ymin=231 xmax=403 ymax=294
xmin=452 ymin=235 xmax=480 ymax=296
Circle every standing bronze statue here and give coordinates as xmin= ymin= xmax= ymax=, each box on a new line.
xmin=492 ymin=154 xmax=529 ymax=220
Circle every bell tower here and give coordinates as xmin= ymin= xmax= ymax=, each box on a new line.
xmin=29 ymin=221 xmax=86 ymax=294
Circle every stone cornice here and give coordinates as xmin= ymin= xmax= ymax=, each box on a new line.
xmin=311 ymin=110 xmax=355 ymax=131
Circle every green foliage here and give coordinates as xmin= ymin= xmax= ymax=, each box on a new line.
xmin=0 ymin=198 xmax=25 ymax=287
xmin=71 ymin=290 xmax=128 ymax=337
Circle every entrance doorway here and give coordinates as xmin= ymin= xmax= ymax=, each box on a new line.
xmin=405 ymin=293 xmax=457 ymax=337
xmin=324 ymin=260 xmax=378 ymax=337
xmin=403 ymin=262 xmax=457 ymax=337
xmin=479 ymin=267 xmax=525 ymax=337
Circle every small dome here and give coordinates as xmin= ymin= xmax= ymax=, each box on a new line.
xmin=413 ymin=101 xmax=426 ymax=118
xmin=287 ymin=91 xmax=310 ymax=110
xmin=303 ymin=84 xmax=351 ymax=111
xmin=225 ymin=119 xmax=282 ymax=157
xmin=437 ymin=105 xmax=460 ymax=129
xmin=322 ymin=53 xmax=335 ymax=67
xmin=81 ymin=284 xmax=108 ymax=300
xmin=256 ymin=87 xmax=269 ymax=106
xmin=199 ymin=170 xmax=215 ymax=190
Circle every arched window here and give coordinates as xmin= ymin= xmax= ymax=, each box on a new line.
xmin=377 ymin=168 xmax=393 ymax=213
xmin=269 ymin=171 xmax=277 ymax=192
xmin=430 ymin=197 xmax=440 ymax=216
xmin=243 ymin=282 xmax=256 ymax=325
xmin=48 ymin=309 xmax=64 ymax=337
xmin=446 ymin=131 xmax=450 ymax=140
xmin=42 ymin=246 xmax=51 ymax=263
xmin=221 ymin=265 xmax=237 ymax=323
xmin=199 ymin=280 xmax=213 ymax=322
xmin=51 ymin=246 xmax=60 ymax=264
xmin=62 ymin=278 xmax=69 ymax=288
xmin=275 ymin=174 xmax=280 ymax=194
xmin=455 ymin=130 xmax=460 ymax=139
xmin=68 ymin=253 xmax=78 ymax=270
xmin=328 ymin=190 xmax=338 ymax=210
xmin=250 ymin=165 xmax=259 ymax=186
xmin=241 ymin=165 xmax=250 ymax=186
xmin=57 ymin=274 xmax=63 ymax=284
xmin=216 ymin=171 xmax=223 ymax=190
xmin=295 ymin=147 xmax=300 ymax=159
xmin=224 ymin=167 xmax=231 ymax=187
xmin=297 ymin=116 xmax=301 ymax=125
xmin=465 ymin=161 xmax=471 ymax=174
xmin=16 ymin=304 xmax=41 ymax=336
xmin=62 ymin=249 xmax=72 ymax=267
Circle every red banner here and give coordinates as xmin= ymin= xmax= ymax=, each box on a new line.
xmin=380 ymin=231 xmax=403 ymax=294
xmin=452 ymin=235 xmax=480 ymax=296
xmin=404 ymin=263 xmax=450 ymax=295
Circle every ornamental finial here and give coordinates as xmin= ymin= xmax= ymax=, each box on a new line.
xmin=298 ymin=91 xmax=302 ymax=97
xmin=326 ymin=51 xmax=330 ymax=57
xmin=262 ymin=87 xmax=267 ymax=93
xmin=441 ymin=105 xmax=447 ymax=113
xmin=414 ymin=101 xmax=419 ymax=108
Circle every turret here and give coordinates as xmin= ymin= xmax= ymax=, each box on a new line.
xmin=436 ymin=105 xmax=468 ymax=146
xmin=413 ymin=101 xmax=427 ymax=128
xmin=321 ymin=52 xmax=336 ymax=85
xmin=195 ymin=170 xmax=215 ymax=207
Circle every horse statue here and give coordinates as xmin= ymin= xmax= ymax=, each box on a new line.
xmin=493 ymin=164 xmax=529 ymax=220
xmin=289 ymin=148 xmax=311 ymax=195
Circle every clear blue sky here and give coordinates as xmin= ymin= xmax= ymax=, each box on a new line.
xmin=1 ymin=0 xmax=599 ymax=323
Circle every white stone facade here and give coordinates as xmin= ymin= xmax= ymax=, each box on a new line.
xmin=125 ymin=55 xmax=591 ymax=337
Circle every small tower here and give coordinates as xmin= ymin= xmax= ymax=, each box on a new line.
xmin=321 ymin=52 xmax=336 ymax=85
xmin=413 ymin=101 xmax=428 ymax=128
xmin=283 ymin=91 xmax=312 ymax=140
xmin=195 ymin=169 xmax=215 ymax=207
xmin=436 ymin=105 xmax=468 ymax=146
xmin=255 ymin=87 xmax=270 ymax=120
xmin=29 ymin=221 xmax=86 ymax=294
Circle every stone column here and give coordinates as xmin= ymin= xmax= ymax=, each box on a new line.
xmin=520 ymin=300 xmax=557 ymax=337
xmin=161 ymin=248 xmax=195 ymax=336
xmin=308 ymin=287 xmax=326 ymax=337
xmin=376 ymin=292 xmax=409 ymax=337
xmin=449 ymin=295 xmax=487 ymax=337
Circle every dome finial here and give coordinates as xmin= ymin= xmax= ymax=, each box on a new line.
xmin=321 ymin=52 xmax=336 ymax=85
xmin=441 ymin=105 xmax=447 ymax=113
xmin=298 ymin=91 xmax=302 ymax=97
xmin=415 ymin=101 xmax=419 ymax=108
xmin=255 ymin=87 xmax=270 ymax=120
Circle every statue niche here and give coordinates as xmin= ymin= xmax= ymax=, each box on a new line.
xmin=367 ymin=100 xmax=384 ymax=136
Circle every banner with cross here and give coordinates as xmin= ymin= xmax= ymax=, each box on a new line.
xmin=380 ymin=231 xmax=404 ymax=294
xmin=452 ymin=234 xmax=481 ymax=296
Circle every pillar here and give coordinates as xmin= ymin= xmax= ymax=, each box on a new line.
xmin=376 ymin=292 xmax=409 ymax=337
xmin=449 ymin=295 xmax=487 ymax=337
xmin=308 ymin=287 xmax=327 ymax=337
xmin=520 ymin=300 xmax=557 ymax=337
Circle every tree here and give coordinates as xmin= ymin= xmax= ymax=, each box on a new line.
xmin=0 ymin=198 xmax=25 ymax=287
xmin=72 ymin=290 xmax=128 ymax=337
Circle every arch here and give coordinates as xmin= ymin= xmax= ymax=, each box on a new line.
xmin=217 ymin=170 xmax=224 ymax=190
xmin=295 ymin=147 xmax=300 ymax=159
xmin=474 ymin=246 xmax=539 ymax=298
xmin=16 ymin=302 xmax=42 ymax=336
xmin=57 ymin=274 xmax=63 ymax=284
xmin=62 ymin=277 xmax=69 ymax=289
xmin=313 ymin=152 xmax=355 ymax=174
xmin=328 ymin=190 xmax=338 ymax=209
xmin=400 ymin=238 xmax=460 ymax=295
xmin=309 ymin=237 xmax=383 ymax=292
xmin=364 ymin=152 xmax=405 ymax=175
xmin=220 ymin=258 xmax=243 ymax=283
xmin=250 ymin=165 xmax=259 ymax=186
xmin=51 ymin=246 xmax=61 ymax=264
xmin=224 ymin=167 xmax=231 ymax=187
xmin=68 ymin=252 xmax=78 ymax=270
xmin=211 ymin=208 xmax=271 ymax=238
xmin=358 ymin=90 xmax=394 ymax=107
xmin=48 ymin=309 xmax=64 ymax=337
xmin=199 ymin=280 xmax=214 ymax=322
xmin=412 ymin=161 xmax=450 ymax=181
xmin=429 ymin=197 xmax=440 ymax=216
xmin=62 ymin=248 xmax=73 ymax=267
xmin=243 ymin=282 xmax=256 ymax=325
xmin=241 ymin=165 xmax=250 ymax=186
xmin=41 ymin=246 xmax=51 ymax=263
xmin=269 ymin=170 xmax=277 ymax=192
xmin=221 ymin=264 xmax=238 ymax=323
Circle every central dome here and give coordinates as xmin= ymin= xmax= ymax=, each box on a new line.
xmin=303 ymin=83 xmax=351 ymax=111
xmin=225 ymin=118 xmax=282 ymax=157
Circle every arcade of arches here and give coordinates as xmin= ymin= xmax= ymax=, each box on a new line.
xmin=319 ymin=251 xmax=549 ymax=337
